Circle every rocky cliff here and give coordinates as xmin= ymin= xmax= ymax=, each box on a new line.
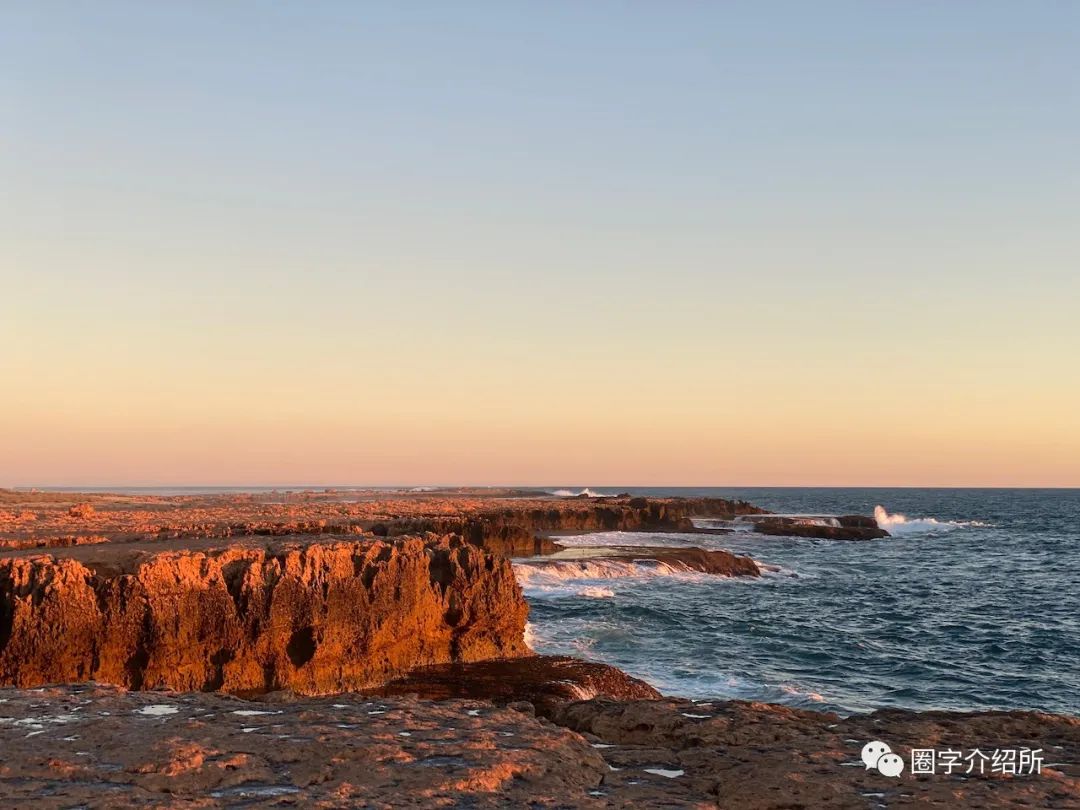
xmin=374 ymin=497 xmax=769 ymax=556
xmin=4 ymin=492 xmax=890 ymax=553
xmin=0 ymin=535 xmax=528 ymax=694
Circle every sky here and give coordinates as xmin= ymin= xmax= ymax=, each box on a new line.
xmin=2 ymin=2 xmax=1078 ymax=487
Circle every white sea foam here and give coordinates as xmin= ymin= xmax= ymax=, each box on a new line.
xmin=874 ymin=506 xmax=989 ymax=536
xmin=780 ymin=684 xmax=825 ymax=702
xmin=578 ymin=586 xmax=615 ymax=599
xmin=561 ymin=681 xmax=598 ymax=700
xmin=514 ymin=553 xmax=783 ymax=598
xmin=550 ymin=488 xmax=612 ymax=498
xmin=514 ymin=558 xmax=705 ymax=596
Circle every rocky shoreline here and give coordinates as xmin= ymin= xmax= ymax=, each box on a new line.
xmin=2 ymin=681 xmax=1076 ymax=808
xmin=1 ymin=489 xmax=1077 ymax=807
xmin=0 ymin=488 xmax=880 ymax=554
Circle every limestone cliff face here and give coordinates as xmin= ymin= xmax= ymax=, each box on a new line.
xmin=0 ymin=536 xmax=528 ymax=694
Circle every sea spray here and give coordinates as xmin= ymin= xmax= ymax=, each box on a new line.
xmin=873 ymin=505 xmax=990 ymax=535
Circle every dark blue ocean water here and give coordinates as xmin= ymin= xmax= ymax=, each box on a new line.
xmin=520 ymin=488 xmax=1080 ymax=716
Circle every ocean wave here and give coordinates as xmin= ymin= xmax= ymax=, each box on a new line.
xmin=513 ymin=558 xmax=717 ymax=598
xmin=758 ymin=562 xmax=802 ymax=578
xmin=515 ymin=558 xmax=700 ymax=586
xmin=578 ymin=586 xmax=616 ymax=599
xmin=550 ymin=488 xmax=613 ymax=498
xmin=874 ymin=505 xmax=990 ymax=536
xmin=779 ymin=683 xmax=826 ymax=702
xmin=513 ymin=556 xmax=784 ymax=598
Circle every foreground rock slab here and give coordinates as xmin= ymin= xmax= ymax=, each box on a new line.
xmin=2 ymin=687 xmax=1077 ymax=808
xmin=0 ymin=685 xmax=608 ymax=808
xmin=555 ymin=697 xmax=1080 ymax=808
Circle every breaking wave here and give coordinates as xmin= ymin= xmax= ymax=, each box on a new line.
xmin=513 ymin=557 xmax=723 ymax=599
xmin=550 ymin=488 xmax=613 ymax=498
xmin=578 ymin=586 xmax=616 ymax=599
xmin=515 ymin=558 xmax=697 ymax=586
xmin=873 ymin=505 xmax=990 ymax=536
xmin=779 ymin=683 xmax=826 ymax=702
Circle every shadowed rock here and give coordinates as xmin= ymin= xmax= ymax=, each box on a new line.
xmin=750 ymin=514 xmax=888 ymax=541
xmin=373 ymin=655 xmax=661 ymax=716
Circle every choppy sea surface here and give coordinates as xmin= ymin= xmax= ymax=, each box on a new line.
xmin=519 ymin=488 xmax=1080 ymax=716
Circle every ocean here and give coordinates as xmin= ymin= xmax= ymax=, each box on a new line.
xmin=518 ymin=488 xmax=1080 ymax=716
xmin=19 ymin=484 xmax=1079 ymax=716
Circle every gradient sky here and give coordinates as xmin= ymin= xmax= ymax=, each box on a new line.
xmin=2 ymin=2 xmax=1078 ymax=487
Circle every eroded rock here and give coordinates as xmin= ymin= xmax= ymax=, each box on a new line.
xmin=0 ymin=535 xmax=528 ymax=694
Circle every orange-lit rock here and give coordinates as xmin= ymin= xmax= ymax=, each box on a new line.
xmin=0 ymin=535 xmax=528 ymax=694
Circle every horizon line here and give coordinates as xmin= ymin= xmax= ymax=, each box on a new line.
xmin=7 ymin=483 xmax=1080 ymax=491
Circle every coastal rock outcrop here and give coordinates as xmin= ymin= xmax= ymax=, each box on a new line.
xmin=377 ymin=497 xmax=769 ymax=556
xmin=374 ymin=655 xmax=662 ymax=716
xmin=0 ymin=536 xmax=528 ymax=694
xmin=0 ymin=492 xmax=768 ymax=554
xmin=750 ymin=514 xmax=888 ymax=541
